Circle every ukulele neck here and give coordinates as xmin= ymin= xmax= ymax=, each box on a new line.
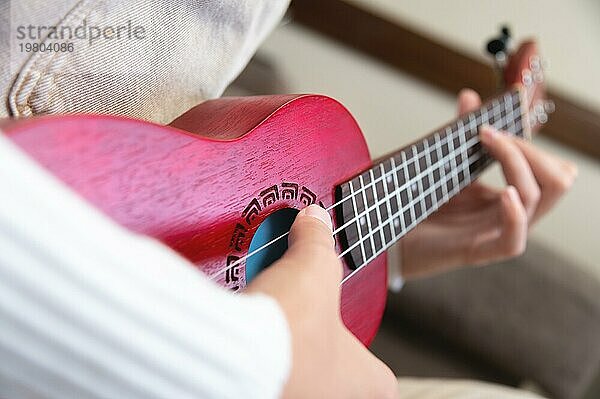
xmin=335 ymin=88 xmax=528 ymax=271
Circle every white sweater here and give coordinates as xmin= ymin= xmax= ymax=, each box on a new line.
xmin=0 ymin=134 xmax=290 ymax=398
xmin=2 ymin=2 xmax=293 ymax=396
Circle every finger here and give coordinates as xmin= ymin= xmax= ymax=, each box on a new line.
xmin=284 ymin=204 xmax=342 ymax=282
xmin=467 ymin=186 xmax=528 ymax=265
xmin=510 ymin=138 xmax=577 ymax=223
xmin=480 ymin=126 xmax=541 ymax=219
xmin=245 ymin=204 xmax=342 ymax=307
xmin=439 ymin=182 xmax=500 ymax=210
xmin=464 ymin=181 xmax=502 ymax=200
xmin=457 ymin=88 xmax=482 ymax=115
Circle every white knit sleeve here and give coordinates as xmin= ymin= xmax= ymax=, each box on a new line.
xmin=0 ymin=134 xmax=291 ymax=399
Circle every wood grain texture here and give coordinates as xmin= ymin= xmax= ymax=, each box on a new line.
xmin=291 ymin=0 xmax=600 ymax=159
xmin=3 ymin=95 xmax=387 ymax=345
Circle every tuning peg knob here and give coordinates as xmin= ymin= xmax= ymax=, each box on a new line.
xmin=486 ymin=25 xmax=512 ymax=60
xmin=487 ymin=39 xmax=506 ymax=57
xmin=543 ymin=100 xmax=556 ymax=114
xmin=522 ymin=69 xmax=533 ymax=86
xmin=533 ymin=100 xmax=553 ymax=125
xmin=529 ymin=55 xmax=541 ymax=72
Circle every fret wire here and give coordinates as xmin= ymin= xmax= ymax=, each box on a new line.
xmin=380 ymin=163 xmax=396 ymax=244
xmin=348 ymin=180 xmax=367 ymax=265
xmin=463 ymin=113 xmax=473 ymax=142
xmin=340 ymin=111 xmax=524 ymax=239
xmin=340 ymin=150 xmax=482 ymax=284
xmin=468 ymin=112 xmax=477 ymax=132
xmin=333 ymin=93 xmax=523 ymax=236
xmin=487 ymin=102 xmax=496 ymax=125
xmin=431 ymin=139 xmax=441 ymax=210
xmin=491 ymin=99 xmax=501 ymax=127
xmin=423 ymin=138 xmax=439 ymax=211
xmin=369 ymin=168 xmax=386 ymax=250
xmin=508 ymin=95 xmax=520 ymax=135
xmin=402 ymin=150 xmax=417 ymax=228
xmin=472 ymin=109 xmax=482 ymax=129
xmin=334 ymin=130 xmax=487 ymax=237
xmin=412 ymin=145 xmax=426 ymax=220
xmin=498 ymin=96 xmax=510 ymax=128
xmin=495 ymin=98 xmax=505 ymax=123
xmin=481 ymin=106 xmax=489 ymax=125
xmin=332 ymin=117 xmax=515 ymax=237
xmin=456 ymin=119 xmax=471 ymax=186
xmin=446 ymin=126 xmax=461 ymax=191
xmin=342 ymin=150 xmax=483 ymax=277
xmin=501 ymin=101 xmax=519 ymax=136
xmin=514 ymin=98 xmax=522 ymax=134
xmin=470 ymin=112 xmax=479 ymax=140
xmin=435 ymin=132 xmax=450 ymax=204
xmin=335 ymin=92 xmax=521 ymax=214
xmin=505 ymin=101 xmax=516 ymax=123
xmin=504 ymin=93 xmax=513 ymax=134
xmin=358 ymin=174 xmax=376 ymax=256
xmin=502 ymin=92 xmax=511 ymax=127
xmin=390 ymin=156 xmax=406 ymax=233
xmin=501 ymin=92 xmax=510 ymax=120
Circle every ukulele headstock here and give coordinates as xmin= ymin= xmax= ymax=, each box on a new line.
xmin=503 ymin=40 xmax=554 ymax=133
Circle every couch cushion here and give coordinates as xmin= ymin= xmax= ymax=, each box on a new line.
xmin=386 ymin=240 xmax=600 ymax=399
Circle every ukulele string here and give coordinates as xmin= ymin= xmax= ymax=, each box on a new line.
xmin=207 ymin=136 xmax=487 ymax=282
xmin=206 ymin=130 xmax=491 ymax=283
xmin=211 ymin=147 xmax=483 ymax=285
xmin=339 ymin=149 xmax=483 ymax=285
xmin=338 ymin=111 xmax=524 ymax=284
xmin=207 ymin=93 xmax=521 ymax=283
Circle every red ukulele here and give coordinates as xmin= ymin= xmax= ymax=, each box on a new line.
xmin=2 ymin=39 xmax=551 ymax=345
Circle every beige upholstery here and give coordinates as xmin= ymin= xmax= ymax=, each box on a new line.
xmin=397 ymin=378 xmax=544 ymax=399
xmin=380 ymin=240 xmax=600 ymax=399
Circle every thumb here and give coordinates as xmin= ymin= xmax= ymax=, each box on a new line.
xmin=246 ymin=204 xmax=342 ymax=293
xmin=282 ymin=204 xmax=342 ymax=285
xmin=288 ymin=205 xmax=335 ymax=251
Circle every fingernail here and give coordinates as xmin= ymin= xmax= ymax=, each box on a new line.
xmin=480 ymin=124 xmax=497 ymax=140
xmin=298 ymin=204 xmax=333 ymax=230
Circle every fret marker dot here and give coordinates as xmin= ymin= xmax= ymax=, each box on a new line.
xmin=445 ymin=162 xmax=451 ymax=172
xmin=360 ymin=216 xmax=366 ymax=226
xmin=387 ymin=175 xmax=393 ymax=183
xmin=411 ymin=183 xmax=418 ymax=192
xmin=394 ymin=219 xmax=400 ymax=228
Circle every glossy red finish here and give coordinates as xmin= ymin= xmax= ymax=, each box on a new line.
xmin=4 ymin=95 xmax=388 ymax=345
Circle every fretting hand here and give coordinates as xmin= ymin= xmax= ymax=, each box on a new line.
xmin=400 ymin=89 xmax=577 ymax=279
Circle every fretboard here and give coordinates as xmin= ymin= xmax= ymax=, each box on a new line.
xmin=335 ymin=88 xmax=526 ymax=271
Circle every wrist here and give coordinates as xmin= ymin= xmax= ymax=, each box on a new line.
xmin=387 ymin=243 xmax=404 ymax=292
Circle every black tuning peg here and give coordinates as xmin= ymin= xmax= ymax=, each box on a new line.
xmin=486 ymin=25 xmax=512 ymax=59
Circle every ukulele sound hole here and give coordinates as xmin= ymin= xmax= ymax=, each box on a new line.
xmin=246 ymin=207 xmax=299 ymax=284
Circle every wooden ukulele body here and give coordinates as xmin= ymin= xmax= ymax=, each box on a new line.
xmin=4 ymin=95 xmax=388 ymax=345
